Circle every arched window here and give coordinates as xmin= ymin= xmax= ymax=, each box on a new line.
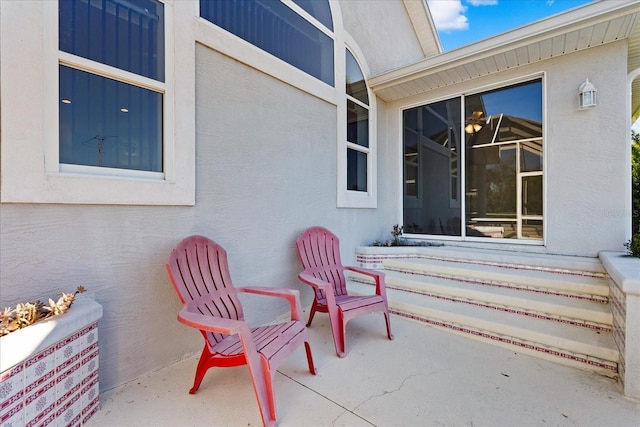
xmin=200 ymin=0 xmax=334 ymax=86
xmin=345 ymin=48 xmax=370 ymax=192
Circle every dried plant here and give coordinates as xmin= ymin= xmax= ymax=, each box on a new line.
xmin=0 ymin=286 xmax=86 ymax=337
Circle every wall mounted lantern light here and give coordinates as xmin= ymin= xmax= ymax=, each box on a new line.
xmin=578 ymin=78 xmax=597 ymax=109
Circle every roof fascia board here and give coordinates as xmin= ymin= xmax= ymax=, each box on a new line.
xmin=371 ymin=0 xmax=640 ymax=91
xmin=402 ymin=0 xmax=442 ymax=56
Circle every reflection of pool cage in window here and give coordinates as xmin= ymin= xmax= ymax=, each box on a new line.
xmin=468 ymin=114 xmax=542 ymax=147
xmin=466 ymin=113 xmax=543 ymax=240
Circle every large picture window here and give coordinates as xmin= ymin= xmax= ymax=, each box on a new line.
xmin=199 ymin=0 xmax=334 ymax=86
xmin=58 ymin=0 xmax=165 ymax=174
xmin=403 ymin=78 xmax=543 ymax=241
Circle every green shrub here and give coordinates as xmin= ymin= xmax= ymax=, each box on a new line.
xmin=632 ymin=131 xmax=639 ymax=235
xmin=625 ymin=233 xmax=640 ymax=258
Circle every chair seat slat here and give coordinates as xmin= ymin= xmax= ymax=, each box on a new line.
xmin=296 ymin=226 xmax=394 ymax=357
xmin=166 ymin=235 xmax=316 ymax=426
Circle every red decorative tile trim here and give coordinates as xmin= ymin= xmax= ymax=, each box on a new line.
xmin=25 ymin=346 xmax=55 ymax=368
xmin=1 ymin=389 xmax=23 ymax=413
xmin=0 ymin=321 xmax=100 ymax=426
xmin=385 ymin=266 xmax=609 ymax=303
xmin=24 ymin=369 xmax=54 ymax=395
xmin=82 ymin=400 xmax=100 ymax=424
xmin=29 ymin=409 xmax=57 ymax=427
xmin=1 ymin=402 xmax=22 ymax=423
xmin=0 ymin=363 xmax=23 ymax=382
xmin=382 ymin=282 xmax=612 ymax=331
xmin=356 ymin=253 xmax=606 ymax=279
xmin=393 ymin=309 xmax=618 ymax=374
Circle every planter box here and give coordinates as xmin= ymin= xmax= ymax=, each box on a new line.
xmin=600 ymin=251 xmax=640 ymax=400
xmin=0 ymin=295 xmax=103 ymax=426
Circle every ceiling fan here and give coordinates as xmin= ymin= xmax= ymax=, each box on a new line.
xmin=465 ymin=111 xmax=486 ymax=134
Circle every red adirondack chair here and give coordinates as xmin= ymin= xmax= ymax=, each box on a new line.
xmin=295 ymin=226 xmax=393 ymax=357
xmin=166 ymin=235 xmax=316 ymax=427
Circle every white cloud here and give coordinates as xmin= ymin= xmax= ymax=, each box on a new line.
xmin=426 ymin=0 xmax=468 ymax=31
xmin=467 ymin=0 xmax=498 ymax=5
xmin=427 ymin=0 xmax=498 ymax=32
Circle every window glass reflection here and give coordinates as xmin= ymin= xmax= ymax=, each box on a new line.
xmin=347 ymin=100 xmax=369 ymax=147
xmin=59 ymin=0 xmax=165 ymax=82
xmin=522 ymin=175 xmax=543 ymax=216
xmin=346 ymin=50 xmax=368 ymax=105
xmin=59 ymin=65 xmax=163 ymax=172
xmin=465 ymin=79 xmax=543 ymax=240
xmin=200 ymin=0 xmax=334 ymax=86
xmin=292 ymin=0 xmax=333 ymax=30
xmin=402 ymin=98 xmax=462 ymax=236
xmin=347 ymin=148 xmax=367 ymax=191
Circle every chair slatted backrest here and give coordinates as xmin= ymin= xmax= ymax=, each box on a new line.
xmin=296 ymin=226 xmax=348 ymax=298
xmin=167 ymin=235 xmax=245 ymax=346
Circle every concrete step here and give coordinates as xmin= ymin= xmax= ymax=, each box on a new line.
xmin=347 ymin=279 xmax=618 ymax=378
xmin=382 ymin=269 xmax=612 ymax=328
xmin=347 ymin=246 xmax=618 ymax=377
xmin=356 ymin=245 xmax=607 ymax=275
xmin=382 ymin=257 xmax=610 ymax=301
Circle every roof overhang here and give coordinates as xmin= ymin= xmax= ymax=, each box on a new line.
xmin=370 ymin=0 xmax=640 ymax=119
xmin=402 ymin=0 xmax=442 ymax=57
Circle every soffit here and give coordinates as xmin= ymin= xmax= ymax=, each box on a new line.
xmin=402 ymin=0 xmax=442 ymax=57
xmin=370 ymin=1 xmax=640 ymax=107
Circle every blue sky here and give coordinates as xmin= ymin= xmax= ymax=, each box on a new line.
xmin=426 ymin=0 xmax=595 ymax=51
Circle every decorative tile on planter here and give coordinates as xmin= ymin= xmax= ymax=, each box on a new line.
xmin=0 ymin=296 xmax=103 ymax=427
xmin=81 ymin=371 xmax=100 ymax=424
xmin=56 ymin=389 xmax=82 ymax=427
xmin=24 ymin=346 xmax=55 ymax=396
xmin=0 ymin=363 xmax=23 ymax=414
xmin=0 ymin=403 xmax=23 ymax=426
xmin=56 ymin=360 xmax=82 ymax=407
xmin=24 ymin=378 xmax=56 ymax=427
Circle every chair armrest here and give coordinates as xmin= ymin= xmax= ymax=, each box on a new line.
xmin=298 ymin=272 xmax=332 ymax=293
xmin=345 ymin=266 xmax=387 ymax=296
xmin=238 ymin=286 xmax=303 ymax=321
xmin=179 ymin=306 xmax=268 ymax=412
xmin=345 ymin=266 xmax=385 ymax=280
xmin=178 ymin=308 xmax=247 ymax=335
xmin=298 ymin=271 xmax=338 ymax=316
xmin=239 ymin=286 xmax=299 ymax=298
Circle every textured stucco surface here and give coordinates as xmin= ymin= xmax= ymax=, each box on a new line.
xmin=0 ymin=0 xmax=633 ymax=395
xmin=384 ymin=41 xmax=630 ymax=257
xmin=0 ymin=43 xmax=395 ymax=391
xmin=339 ymin=0 xmax=426 ymax=76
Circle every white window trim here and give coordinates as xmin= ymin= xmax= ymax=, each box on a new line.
xmin=0 ymin=0 xmax=195 ymax=205
xmin=398 ymin=72 xmax=546 ymax=244
xmin=337 ymin=38 xmax=377 ymax=208
xmin=194 ymin=1 xmax=337 ymax=106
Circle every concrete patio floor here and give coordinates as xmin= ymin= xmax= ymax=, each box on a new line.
xmin=87 ymin=314 xmax=640 ymax=426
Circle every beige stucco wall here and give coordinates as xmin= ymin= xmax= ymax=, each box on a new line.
xmin=383 ymin=41 xmax=630 ymax=257
xmin=339 ymin=0 xmax=427 ymax=75
xmin=1 ymin=0 xmax=632 ymax=397
xmin=0 ymin=0 xmax=403 ymax=391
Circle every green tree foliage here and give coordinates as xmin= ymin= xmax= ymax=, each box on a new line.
xmin=629 ymin=131 xmax=639 ymax=256
xmin=632 ymin=131 xmax=640 ymax=235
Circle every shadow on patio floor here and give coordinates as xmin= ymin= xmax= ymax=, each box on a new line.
xmin=87 ymin=314 xmax=640 ymax=426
